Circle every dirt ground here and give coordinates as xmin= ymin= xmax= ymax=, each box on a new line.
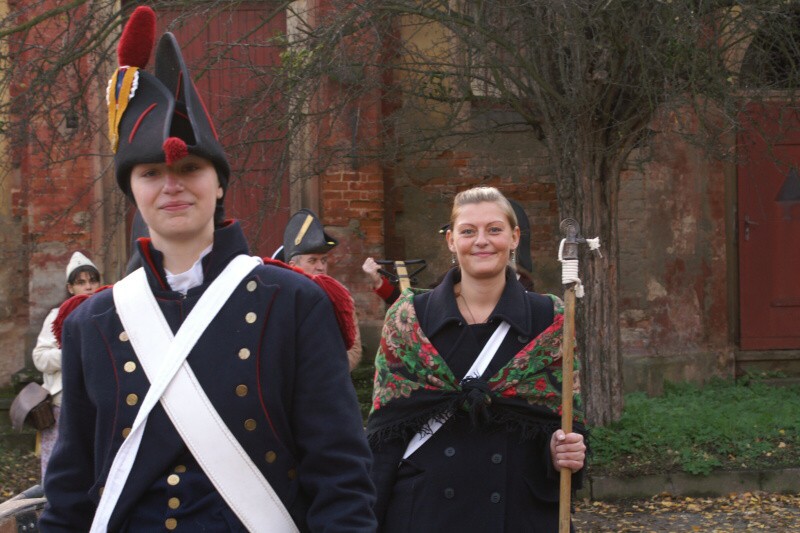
xmin=573 ymin=492 xmax=800 ymax=532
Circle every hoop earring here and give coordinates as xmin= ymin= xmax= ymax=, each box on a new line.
xmin=510 ymin=249 xmax=516 ymax=263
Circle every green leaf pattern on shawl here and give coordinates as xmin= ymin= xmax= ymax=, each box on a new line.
xmin=371 ymin=289 xmax=584 ymax=423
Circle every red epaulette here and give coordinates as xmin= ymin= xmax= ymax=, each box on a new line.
xmin=51 ymin=285 xmax=112 ymax=348
xmin=262 ymin=258 xmax=356 ymax=350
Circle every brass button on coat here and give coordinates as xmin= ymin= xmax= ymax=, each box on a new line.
xmin=126 ymin=393 xmax=138 ymax=406
xmin=119 ymin=331 xmax=129 ymax=342
xmin=174 ymin=465 xmax=186 ymax=473
xmin=245 ymin=312 xmax=257 ymax=324
xmin=121 ymin=427 xmax=131 ymax=438
xmin=168 ymin=497 xmax=180 ymax=510
xmin=167 ymin=474 xmax=180 ymax=486
xmin=265 ymin=451 xmax=277 ymax=464
xmin=124 ymin=361 xmax=136 ymax=373
xmin=238 ymin=348 xmax=251 ymax=360
xmin=235 ymin=385 xmax=248 ymax=397
xmin=165 ymin=518 xmax=177 ymax=530
xmin=244 ymin=419 xmax=257 ymax=431
xmin=287 ymin=468 xmax=297 ymax=480
xmin=246 ymin=280 xmax=257 ymax=292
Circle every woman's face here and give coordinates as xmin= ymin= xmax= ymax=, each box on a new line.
xmin=130 ymin=155 xmax=222 ymax=247
xmin=68 ymin=271 xmax=100 ymax=296
xmin=447 ymin=201 xmax=519 ymax=280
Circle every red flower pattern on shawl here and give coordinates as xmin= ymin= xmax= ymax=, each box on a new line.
xmin=370 ymin=289 xmax=584 ymax=424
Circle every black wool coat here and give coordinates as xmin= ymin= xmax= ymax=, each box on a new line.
xmin=39 ymin=222 xmax=377 ymax=532
xmin=369 ymin=267 xmax=583 ymax=533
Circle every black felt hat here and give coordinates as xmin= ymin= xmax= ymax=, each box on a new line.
xmin=108 ymin=7 xmax=230 ymax=220
xmin=282 ymin=209 xmax=338 ymax=261
xmin=509 ymin=199 xmax=532 ymax=274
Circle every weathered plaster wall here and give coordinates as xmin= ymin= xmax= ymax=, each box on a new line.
xmin=618 ymin=110 xmax=734 ymax=394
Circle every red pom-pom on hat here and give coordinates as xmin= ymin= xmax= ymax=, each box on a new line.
xmin=118 ymin=6 xmax=156 ymax=68
xmin=163 ymin=137 xmax=189 ymax=164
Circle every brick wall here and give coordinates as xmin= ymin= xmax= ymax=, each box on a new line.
xmin=0 ymin=1 xmax=123 ymax=386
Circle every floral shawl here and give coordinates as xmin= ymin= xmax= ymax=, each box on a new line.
xmin=366 ymin=289 xmax=584 ymax=447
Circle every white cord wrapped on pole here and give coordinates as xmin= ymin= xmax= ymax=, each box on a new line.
xmin=557 ymin=236 xmax=601 ymax=299
xmin=558 ymin=239 xmax=584 ymax=297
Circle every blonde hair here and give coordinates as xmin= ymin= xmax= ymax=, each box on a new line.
xmin=450 ymin=186 xmax=518 ymax=229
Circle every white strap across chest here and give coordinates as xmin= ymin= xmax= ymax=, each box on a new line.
xmin=91 ymin=254 xmax=298 ymax=533
xmin=402 ymin=321 xmax=511 ymax=459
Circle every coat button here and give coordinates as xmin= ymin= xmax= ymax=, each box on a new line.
xmin=238 ymin=348 xmax=251 ymax=360
xmin=444 ymin=488 xmax=455 ymax=499
xmin=121 ymin=427 xmax=131 ymax=438
xmin=490 ymin=492 xmax=501 ymax=504
xmin=165 ymin=518 xmax=177 ymax=530
xmin=119 ymin=331 xmax=129 ymax=342
xmin=287 ymin=468 xmax=297 ymax=480
xmin=244 ymin=419 xmax=257 ymax=431
xmin=126 ymin=394 xmax=138 ymax=406
xmin=247 ymin=280 xmax=257 ymax=292
xmin=444 ymin=447 xmax=456 ymax=457
xmin=174 ymin=465 xmax=186 ymax=473
xmin=245 ymin=312 xmax=257 ymax=324
xmin=124 ymin=361 xmax=136 ymax=373
xmin=168 ymin=497 xmax=180 ymax=510
xmin=235 ymin=385 xmax=248 ymax=397
xmin=491 ymin=453 xmax=503 ymax=464
xmin=517 ymin=335 xmax=529 ymax=343
xmin=167 ymin=474 xmax=180 ymax=486
xmin=265 ymin=451 xmax=277 ymax=464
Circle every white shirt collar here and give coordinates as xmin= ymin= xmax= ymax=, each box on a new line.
xmin=165 ymin=245 xmax=213 ymax=295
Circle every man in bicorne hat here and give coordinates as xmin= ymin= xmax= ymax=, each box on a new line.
xmin=278 ymin=209 xmax=363 ymax=371
xmin=39 ymin=7 xmax=375 ymax=532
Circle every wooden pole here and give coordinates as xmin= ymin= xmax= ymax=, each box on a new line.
xmin=394 ymin=261 xmax=411 ymax=291
xmin=558 ymin=284 xmax=577 ymax=533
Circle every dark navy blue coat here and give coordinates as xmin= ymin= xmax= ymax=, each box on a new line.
xmin=40 ymin=222 xmax=376 ymax=532
xmin=369 ymin=267 xmax=583 ymax=533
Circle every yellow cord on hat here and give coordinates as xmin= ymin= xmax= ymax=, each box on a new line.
xmin=107 ymin=67 xmax=140 ymax=152
xmin=294 ymin=214 xmax=314 ymax=246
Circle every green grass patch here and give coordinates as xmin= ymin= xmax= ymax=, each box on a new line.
xmin=589 ymin=379 xmax=800 ymax=477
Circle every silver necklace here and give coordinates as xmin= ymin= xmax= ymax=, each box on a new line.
xmin=458 ymin=293 xmax=486 ymax=324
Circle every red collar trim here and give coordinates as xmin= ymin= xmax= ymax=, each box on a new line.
xmin=137 ymin=237 xmax=167 ymax=290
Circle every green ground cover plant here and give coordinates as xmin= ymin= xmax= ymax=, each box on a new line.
xmin=588 ymin=379 xmax=800 ymax=477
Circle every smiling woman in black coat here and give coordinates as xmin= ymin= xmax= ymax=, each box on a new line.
xmin=367 ymin=186 xmax=586 ymax=532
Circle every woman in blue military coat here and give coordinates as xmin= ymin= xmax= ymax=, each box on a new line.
xmin=39 ymin=7 xmax=375 ymax=532
xmin=367 ymin=186 xmax=586 ymax=532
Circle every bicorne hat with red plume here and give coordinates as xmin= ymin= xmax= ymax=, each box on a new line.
xmin=108 ymin=6 xmax=230 ymax=222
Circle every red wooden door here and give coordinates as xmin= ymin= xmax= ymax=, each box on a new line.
xmin=738 ymin=104 xmax=800 ymax=350
xmin=156 ymin=4 xmax=289 ymax=256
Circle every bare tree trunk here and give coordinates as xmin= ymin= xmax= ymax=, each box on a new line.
xmin=556 ymin=145 xmax=624 ymax=426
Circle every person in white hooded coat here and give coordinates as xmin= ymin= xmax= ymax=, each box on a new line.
xmin=32 ymin=251 xmax=101 ymax=480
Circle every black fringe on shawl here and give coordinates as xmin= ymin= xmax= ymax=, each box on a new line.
xmin=366 ymin=387 xmax=588 ymax=451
